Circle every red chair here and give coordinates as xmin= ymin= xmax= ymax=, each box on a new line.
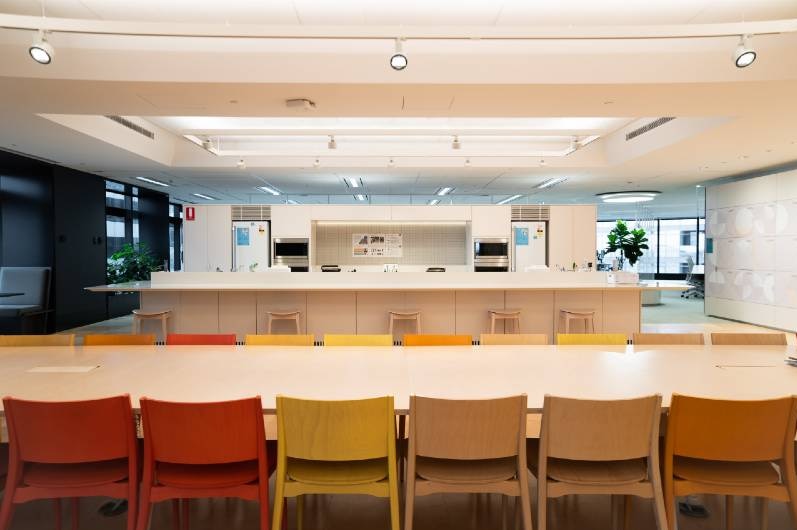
xmin=137 ymin=397 xmax=274 ymax=530
xmin=0 ymin=395 xmax=138 ymax=530
xmin=165 ymin=334 xmax=237 ymax=346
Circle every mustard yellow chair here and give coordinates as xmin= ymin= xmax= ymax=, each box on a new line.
xmin=403 ymin=334 xmax=472 ymax=346
xmin=0 ymin=334 xmax=75 ymax=347
xmin=82 ymin=334 xmax=156 ymax=346
xmin=556 ymin=333 xmax=628 ymax=346
xmin=480 ymin=333 xmax=548 ymax=346
xmin=272 ymin=396 xmax=400 ymax=530
xmin=245 ymin=334 xmax=315 ymax=346
xmin=324 ymin=334 xmax=393 ymax=347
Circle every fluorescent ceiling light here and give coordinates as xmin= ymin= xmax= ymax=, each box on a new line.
xmin=428 ymin=199 xmax=440 ymax=205
xmin=534 ymin=177 xmax=568 ymax=189
xmin=135 ymin=176 xmax=169 ymax=187
xmin=436 ymin=187 xmax=454 ymax=196
xmin=29 ymin=31 xmax=54 ymax=64
xmin=287 ymin=199 xmax=300 ymax=204
xmin=497 ymin=194 xmax=523 ymax=205
xmin=347 ymin=177 xmax=362 ymax=188
xmin=257 ymin=185 xmax=281 ymax=196
xmin=192 ymin=193 xmax=216 ymax=200
xmin=354 ymin=194 xmax=367 ymax=201
xmin=597 ymin=191 xmax=661 ymax=203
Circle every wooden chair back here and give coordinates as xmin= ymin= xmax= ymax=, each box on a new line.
xmin=83 ymin=334 xmax=156 ymax=346
xmin=480 ymin=334 xmax=548 ymax=346
xmin=403 ymin=334 xmax=472 ymax=346
xmin=557 ymin=333 xmax=627 ymax=346
xmin=710 ymin=333 xmax=787 ymax=346
xmin=541 ymin=395 xmax=662 ymax=461
xmin=0 ymin=334 xmax=75 ymax=347
xmin=244 ymin=334 xmax=314 ymax=346
xmin=666 ymin=394 xmax=797 ymax=462
xmin=324 ymin=334 xmax=393 ymax=347
xmin=632 ymin=333 xmax=705 ymax=345
xmin=166 ymin=333 xmax=237 ymax=345
xmin=276 ymin=396 xmax=395 ymax=461
xmin=410 ymin=395 xmax=526 ymax=460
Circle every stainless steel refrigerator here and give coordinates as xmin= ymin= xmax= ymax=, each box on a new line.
xmin=511 ymin=221 xmax=548 ymax=271
xmin=232 ymin=221 xmax=270 ymax=271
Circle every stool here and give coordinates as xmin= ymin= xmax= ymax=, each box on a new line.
xmin=559 ymin=309 xmax=596 ymax=333
xmin=488 ymin=309 xmax=521 ymax=334
xmin=389 ymin=310 xmax=421 ymax=335
xmin=132 ymin=309 xmax=170 ymax=342
xmin=267 ymin=310 xmax=301 ymax=334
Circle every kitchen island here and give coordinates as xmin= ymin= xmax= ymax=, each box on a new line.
xmin=87 ymin=272 xmax=686 ymax=342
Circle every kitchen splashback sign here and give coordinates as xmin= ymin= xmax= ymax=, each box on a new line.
xmin=352 ymin=233 xmax=403 ymax=258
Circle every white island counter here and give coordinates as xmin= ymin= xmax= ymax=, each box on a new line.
xmin=87 ymin=272 xmax=686 ymax=342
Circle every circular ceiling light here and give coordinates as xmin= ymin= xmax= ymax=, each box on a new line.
xmin=597 ymin=191 xmax=661 ymax=203
xmin=733 ymin=35 xmax=756 ymax=68
xmin=29 ymin=30 xmax=54 ymax=64
xmin=390 ymin=38 xmax=407 ymax=71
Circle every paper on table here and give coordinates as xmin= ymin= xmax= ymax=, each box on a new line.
xmin=27 ymin=366 xmax=99 ymax=373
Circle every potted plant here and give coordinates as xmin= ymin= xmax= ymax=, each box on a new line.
xmin=605 ymin=220 xmax=649 ymax=270
xmin=106 ymin=243 xmax=162 ymax=317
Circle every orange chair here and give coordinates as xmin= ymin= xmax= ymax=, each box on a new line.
xmin=0 ymin=395 xmax=138 ymax=530
xmin=165 ymin=333 xmax=237 ymax=346
xmin=83 ymin=334 xmax=155 ymax=346
xmin=403 ymin=334 xmax=472 ymax=346
xmin=137 ymin=397 xmax=274 ymax=530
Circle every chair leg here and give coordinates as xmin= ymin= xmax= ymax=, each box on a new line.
xmin=54 ymin=499 xmax=62 ymax=530
xmin=404 ymin=477 xmax=416 ymax=530
xmin=491 ymin=314 xmax=496 ymax=334
xmin=725 ymin=495 xmax=734 ymax=530
xmin=181 ymin=499 xmax=190 ymax=530
xmin=170 ymin=500 xmax=180 ymax=530
xmin=297 ymin=495 xmax=304 ymax=530
xmin=294 ymin=316 xmax=300 ymax=334
xmin=132 ymin=316 xmax=138 ymax=335
xmin=398 ymin=415 xmax=406 ymax=482
xmin=537 ymin=480 xmax=547 ymax=530
xmin=71 ymin=498 xmax=79 ymax=530
xmin=389 ymin=477 xmax=401 ymax=530
xmin=161 ymin=317 xmax=168 ymax=343
xmin=267 ymin=316 xmax=273 ymax=334
xmin=649 ymin=467 xmax=669 ymax=530
xmin=0 ymin=492 xmax=15 ymax=530
xmin=389 ymin=315 xmax=395 ymax=336
xmin=271 ymin=481 xmax=285 ymax=530
xmin=416 ymin=314 xmax=421 ymax=334
xmin=760 ymin=497 xmax=768 ymax=530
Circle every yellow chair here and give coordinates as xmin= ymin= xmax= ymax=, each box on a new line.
xmin=82 ymin=334 xmax=156 ymax=346
xmin=403 ymin=334 xmax=472 ymax=346
xmin=0 ymin=334 xmax=75 ymax=347
xmin=245 ymin=334 xmax=315 ymax=346
xmin=480 ymin=333 xmax=548 ymax=346
xmin=557 ymin=333 xmax=627 ymax=346
xmin=324 ymin=334 xmax=393 ymax=347
xmin=272 ymin=396 xmax=400 ymax=530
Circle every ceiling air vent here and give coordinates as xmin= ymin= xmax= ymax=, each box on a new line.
xmin=105 ymin=116 xmax=155 ymax=140
xmin=231 ymin=205 xmax=271 ymax=221
xmin=511 ymin=205 xmax=550 ymax=221
xmin=625 ymin=117 xmax=675 ymax=141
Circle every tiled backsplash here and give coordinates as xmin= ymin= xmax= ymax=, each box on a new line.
xmin=313 ymin=223 xmax=467 ymax=266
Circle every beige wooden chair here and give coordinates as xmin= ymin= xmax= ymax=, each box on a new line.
xmin=480 ymin=333 xmax=548 ymax=346
xmin=488 ymin=309 xmax=521 ymax=333
xmin=710 ymin=333 xmax=788 ymax=346
xmin=266 ymin=310 xmax=301 ymax=334
xmin=0 ymin=334 xmax=75 ymax=347
xmin=131 ymin=309 xmax=170 ymax=342
xmin=559 ymin=309 xmax=595 ymax=333
xmin=405 ymin=395 xmax=532 ymax=530
xmin=531 ymin=395 xmax=667 ymax=530
xmin=663 ymin=394 xmax=797 ymax=530
xmin=632 ymin=333 xmax=705 ymax=345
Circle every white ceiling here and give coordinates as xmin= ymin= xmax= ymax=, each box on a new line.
xmin=0 ymin=1 xmax=795 ymax=218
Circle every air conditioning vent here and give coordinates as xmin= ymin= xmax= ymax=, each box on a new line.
xmin=231 ymin=205 xmax=271 ymax=221
xmin=511 ymin=205 xmax=550 ymax=221
xmin=105 ymin=116 xmax=155 ymax=140
xmin=625 ymin=117 xmax=675 ymax=141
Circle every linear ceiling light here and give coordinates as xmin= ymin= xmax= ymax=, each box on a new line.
xmin=257 ymin=185 xmax=281 ymax=196
xmin=534 ymin=177 xmax=567 ymax=189
xmin=354 ymin=194 xmax=367 ymax=201
xmin=347 ymin=177 xmax=362 ymax=188
xmin=436 ymin=187 xmax=455 ymax=196
xmin=286 ymin=199 xmax=300 ymax=204
xmin=192 ymin=193 xmax=217 ymax=200
xmin=29 ymin=30 xmax=54 ymax=64
xmin=497 ymin=194 xmax=523 ymax=205
xmin=135 ymin=176 xmax=169 ymax=187
xmin=390 ymin=38 xmax=408 ymax=71
xmin=428 ymin=199 xmax=440 ymax=205
xmin=597 ymin=191 xmax=661 ymax=203
xmin=734 ymin=34 xmax=756 ymax=68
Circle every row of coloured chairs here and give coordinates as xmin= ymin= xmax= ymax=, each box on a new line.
xmin=2 ymin=392 xmax=796 ymax=530
xmin=0 ymin=332 xmax=790 ymax=347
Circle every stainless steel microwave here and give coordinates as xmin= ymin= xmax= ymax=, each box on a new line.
xmin=272 ymin=238 xmax=309 ymax=271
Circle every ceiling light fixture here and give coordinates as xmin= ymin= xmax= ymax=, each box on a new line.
xmin=436 ymin=187 xmax=454 ymax=196
xmin=428 ymin=199 xmax=440 ymax=206
xmin=287 ymin=199 xmax=300 ymax=205
xmin=390 ymin=38 xmax=408 ymax=71
xmin=29 ymin=30 xmax=54 ymax=64
xmin=192 ymin=193 xmax=217 ymax=201
xmin=387 ymin=159 xmax=396 ymax=168
xmin=452 ymin=136 xmax=461 ymax=150
xmin=539 ymin=159 xmax=547 ymax=167
xmin=534 ymin=177 xmax=568 ymax=189
xmin=497 ymin=194 xmax=523 ymax=205
xmin=347 ymin=177 xmax=361 ymax=188
xmin=135 ymin=176 xmax=170 ymax=187
xmin=236 ymin=159 xmax=246 ymax=169
xmin=597 ymin=191 xmax=661 ymax=203
xmin=313 ymin=159 xmax=321 ymax=168
xmin=733 ymin=34 xmax=756 ymax=68
xmin=354 ymin=194 xmax=367 ymax=201
xmin=464 ymin=159 xmax=471 ymax=167
xmin=327 ymin=135 xmax=337 ymax=150
xmin=257 ymin=185 xmax=281 ymax=196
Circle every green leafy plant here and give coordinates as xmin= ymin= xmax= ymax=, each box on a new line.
xmin=106 ymin=243 xmax=161 ymax=284
xmin=605 ymin=220 xmax=649 ymax=269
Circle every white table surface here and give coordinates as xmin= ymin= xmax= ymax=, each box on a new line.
xmin=0 ymin=345 xmax=794 ymax=414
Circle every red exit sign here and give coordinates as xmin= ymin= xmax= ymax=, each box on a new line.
xmin=185 ymin=206 xmax=195 ymax=221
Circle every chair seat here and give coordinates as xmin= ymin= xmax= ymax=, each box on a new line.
xmin=390 ymin=310 xmax=420 ymax=317
xmin=268 ymin=311 xmax=300 ymax=317
xmin=132 ymin=309 xmax=170 ymax=317
xmin=673 ymin=456 xmax=780 ymax=487
xmin=489 ymin=309 xmax=522 ymax=317
xmin=560 ymin=309 xmax=596 ymax=316
xmin=416 ymin=456 xmax=517 ymax=484
xmin=0 ymin=305 xmax=41 ymax=317
xmin=287 ymin=457 xmax=387 ymax=485
xmin=527 ymin=440 xmax=647 ymax=485
xmin=156 ymin=460 xmax=266 ymax=488
xmin=24 ymin=459 xmax=129 ymax=488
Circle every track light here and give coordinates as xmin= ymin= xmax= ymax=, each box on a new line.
xmin=236 ymin=159 xmax=246 ymax=169
xmin=29 ymin=30 xmax=54 ymax=64
xmin=387 ymin=159 xmax=396 ymax=168
xmin=313 ymin=159 xmax=321 ymax=168
xmin=327 ymin=135 xmax=337 ymax=150
xmin=452 ymin=136 xmax=461 ymax=150
xmin=734 ymin=35 xmax=756 ymax=68
xmin=464 ymin=159 xmax=471 ymax=167
xmin=390 ymin=38 xmax=408 ymax=71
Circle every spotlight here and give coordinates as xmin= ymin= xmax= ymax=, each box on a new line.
xmin=236 ymin=159 xmax=246 ymax=169
xmin=387 ymin=158 xmax=396 ymax=168
xmin=29 ymin=30 xmax=54 ymax=65
xmin=390 ymin=38 xmax=408 ymax=71
xmin=452 ymin=136 xmax=461 ymax=150
xmin=313 ymin=159 xmax=321 ymax=168
xmin=733 ymin=35 xmax=756 ymax=68
xmin=327 ymin=135 xmax=337 ymax=150
xmin=464 ymin=159 xmax=471 ymax=167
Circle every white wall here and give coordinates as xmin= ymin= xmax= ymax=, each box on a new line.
xmin=705 ymin=169 xmax=797 ymax=331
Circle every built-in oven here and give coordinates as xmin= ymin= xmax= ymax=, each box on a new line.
xmin=473 ymin=238 xmax=509 ymax=272
xmin=272 ymin=238 xmax=309 ymax=272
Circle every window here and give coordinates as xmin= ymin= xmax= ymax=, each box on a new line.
xmin=596 ymin=219 xmax=657 ymax=274
xmin=105 ymin=181 xmax=142 ymax=268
